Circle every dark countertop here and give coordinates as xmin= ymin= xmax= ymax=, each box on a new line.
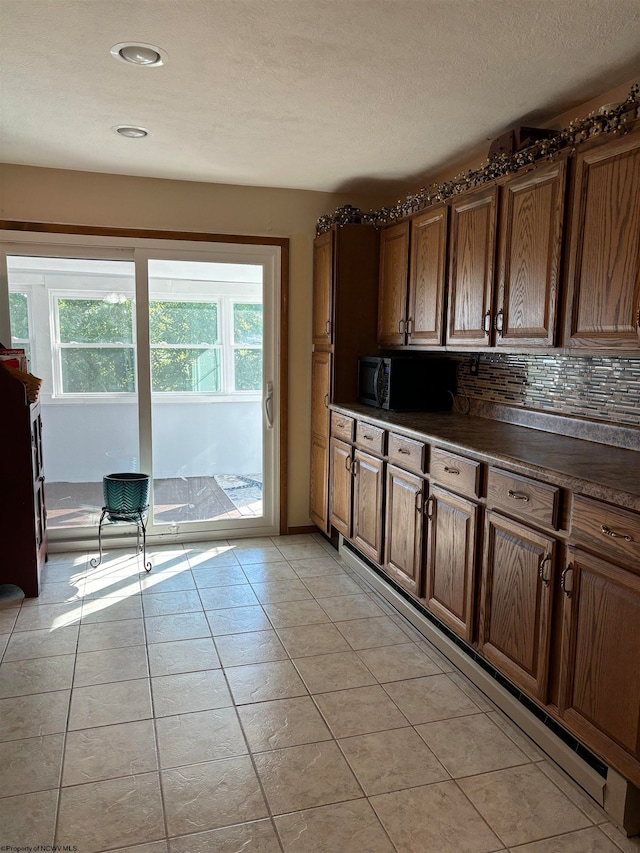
xmin=331 ymin=404 xmax=640 ymax=511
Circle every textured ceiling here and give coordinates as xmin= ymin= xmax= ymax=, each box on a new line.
xmin=1 ymin=0 xmax=640 ymax=193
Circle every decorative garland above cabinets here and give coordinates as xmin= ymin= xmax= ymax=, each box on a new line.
xmin=316 ymin=82 xmax=640 ymax=237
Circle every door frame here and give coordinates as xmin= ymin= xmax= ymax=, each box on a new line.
xmin=0 ymin=221 xmax=289 ymax=541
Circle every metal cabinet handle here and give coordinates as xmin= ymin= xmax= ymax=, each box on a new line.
xmin=352 ymin=458 xmax=359 ymax=477
xmin=508 ymin=489 xmax=530 ymax=503
xmin=398 ymin=319 xmax=406 ymax=334
xmin=398 ymin=447 xmax=410 ymax=455
xmin=323 ymin=394 xmax=329 ymax=409
xmin=406 ymin=318 xmax=414 ymax=335
xmin=538 ymin=554 xmax=551 ymax=587
xmin=483 ymin=311 xmax=491 ymax=334
xmin=415 ymin=491 xmax=423 ymax=513
xmin=325 ymin=320 xmax=331 ymax=336
xmin=444 ymin=466 xmax=460 ymax=475
xmin=425 ymin=495 xmax=435 ymax=520
xmin=601 ymin=524 xmax=633 ymax=542
xmin=345 ymin=455 xmax=352 ymax=472
xmin=561 ymin=564 xmax=573 ymax=598
xmin=494 ymin=309 xmax=504 ymax=332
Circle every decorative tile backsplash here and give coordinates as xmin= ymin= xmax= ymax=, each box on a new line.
xmin=454 ymin=354 xmax=640 ymax=428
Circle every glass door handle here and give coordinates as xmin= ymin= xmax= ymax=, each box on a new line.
xmin=264 ymin=380 xmax=274 ymax=430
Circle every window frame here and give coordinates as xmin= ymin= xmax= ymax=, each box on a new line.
xmin=51 ymin=289 xmax=138 ymax=398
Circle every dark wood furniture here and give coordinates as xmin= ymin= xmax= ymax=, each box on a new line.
xmin=309 ymin=225 xmax=379 ymax=533
xmin=0 ymin=366 xmax=47 ymax=597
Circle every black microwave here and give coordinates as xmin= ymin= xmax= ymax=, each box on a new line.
xmin=357 ymin=356 xmax=456 ymax=411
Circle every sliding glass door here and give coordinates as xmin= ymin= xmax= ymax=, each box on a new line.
xmin=1 ymin=236 xmax=280 ymax=547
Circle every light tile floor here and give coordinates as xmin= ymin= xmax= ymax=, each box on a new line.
xmin=0 ymin=533 xmax=638 ymax=852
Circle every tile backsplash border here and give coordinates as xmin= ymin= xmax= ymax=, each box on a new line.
xmin=452 ymin=353 xmax=640 ymax=451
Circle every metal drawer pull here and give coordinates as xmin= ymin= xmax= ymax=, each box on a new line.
xmin=561 ymin=564 xmax=573 ymax=598
xmin=538 ymin=554 xmax=551 ymax=587
xmin=415 ymin=491 xmax=423 ymax=512
xmin=336 ymin=419 xmax=345 ymax=428
xmin=362 ymin=433 xmax=374 ymax=441
xmin=444 ymin=466 xmax=460 ymax=475
xmin=398 ymin=447 xmax=410 ymax=455
xmin=508 ymin=489 xmax=530 ymax=502
xmin=601 ymin=524 xmax=633 ymax=542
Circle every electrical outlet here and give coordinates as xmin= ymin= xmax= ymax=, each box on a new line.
xmin=469 ymin=356 xmax=480 ymax=376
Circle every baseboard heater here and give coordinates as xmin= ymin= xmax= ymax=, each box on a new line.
xmin=339 ymin=536 xmax=640 ymax=835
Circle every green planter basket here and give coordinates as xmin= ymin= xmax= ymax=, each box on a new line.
xmin=90 ymin=472 xmax=152 ymax=572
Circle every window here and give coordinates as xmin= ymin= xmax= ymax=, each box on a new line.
xmin=233 ymin=302 xmax=263 ymax=391
xmin=150 ymin=300 xmax=221 ymax=392
xmin=8 ymin=291 xmax=33 ymax=367
xmin=56 ymin=296 xmax=136 ymax=393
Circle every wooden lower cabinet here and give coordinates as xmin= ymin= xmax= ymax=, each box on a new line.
xmin=384 ymin=465 xmax=425 ymax=596
xmin=423 ymin=486 xmax=478 ymax=642
xmin=329 ymin=437 xmax=353 ymax=537
xmin=309 ymin=435 xmax=330 ymax=534
xmin=352 ymin=449 xmax=384 ymax=564
xmin=559 ymin=547 xmax=640 ymax=786
xmin=479 ymin=512 xmax=555 ymax=702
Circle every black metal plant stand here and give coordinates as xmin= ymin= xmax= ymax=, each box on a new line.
xmin=90 ymin=473 xmax=152 ymax=572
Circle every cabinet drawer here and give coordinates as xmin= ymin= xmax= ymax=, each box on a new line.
xmin=430 ymin=448 xmax=481 ymax=498
xmin=487 ymin=467 xmax=560 ymax=529
xmin=331 ymin=412 xmax=355 ymax=443
xmin=355 ymin=421 xmax=385 ymax=456
xmin=571 ymin=495 xmax=640 ymax=567
xmin=388 ymin=432 xmax=426 ymax=474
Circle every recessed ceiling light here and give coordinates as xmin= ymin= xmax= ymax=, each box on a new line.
xmin=110 ymin=42 xmax=166 ymax=67
xmin=112 ymin=125 xmax=149 ymax=138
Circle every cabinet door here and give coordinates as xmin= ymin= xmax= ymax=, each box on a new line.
xmin=407 ymin=206 xmax=448 ymax=346
xmin=564 ymin=132 xmax=640 ymax=350
xmin=312 ymin=230 xmax=334 ymax=349
xmin=559 ymin=548 xmax=640 ymax=786
xmin=310 ymin=351 xmax=331 ymax=442
xmin=424 ymin=486 xmax=478 ymax=642
xmin=310 ymin=435 xmax=330 ymax=533
xmin=329 ymin=438 xmax=353 ymax=537
xmin=446 ymin=186 xmax=498 ymax=347
xmin=496 ymin=160 xmax=566 ymax=347
xmin=378 ymin=222 xmax=410 ymax=346
xmin=384 ymin=465 xmax=425 ymax=596
xmin=352 ymin=450 xmax=384 ymax=564
xmin=309 ymin=351 xmax=332 ymax=531
xmin=479 ymin=512 xmax=555 ymax=701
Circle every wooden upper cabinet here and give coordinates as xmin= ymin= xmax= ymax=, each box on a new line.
xmin=407 ymin=205 xmax=448 ymax=346
xmin=564 ymin=131 xmax=640 ymax=350
xmin=496 ymin=160 xmax=567 ymax=347
xmin=446 ymin=185 xmax=498 ymax=347
xmin=560 ymin=548 xmax=640 ymax=786
xmin=378 ymin=221 xmax=410 ymax=346
xmin=312 ymin=230 xmax=334 ymax=349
